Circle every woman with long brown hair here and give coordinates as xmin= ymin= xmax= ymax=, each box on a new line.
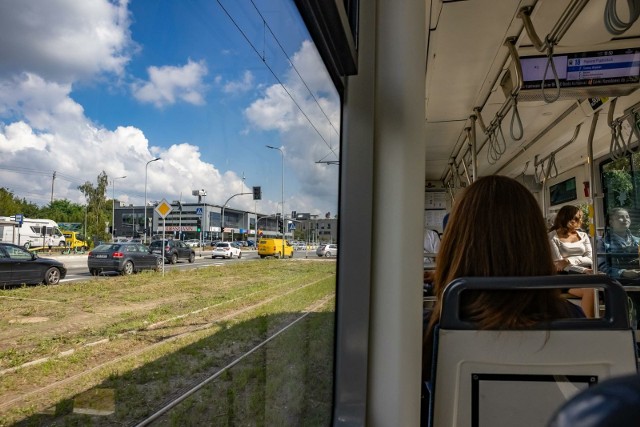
xmin=548 ymin=205 xmax=593 ymax=274
xmin=421 ymin=176 xmax=584 ymax=424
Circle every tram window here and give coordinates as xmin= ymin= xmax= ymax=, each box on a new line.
xmin=0 ymin=1 xmax=339 ymax=425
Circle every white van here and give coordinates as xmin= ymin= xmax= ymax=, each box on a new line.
xmin=0 ymin=216 xmax=66 ymax=249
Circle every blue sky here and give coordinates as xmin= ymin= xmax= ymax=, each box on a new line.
xmin=0 ymin=0 xmax=340 ymax=217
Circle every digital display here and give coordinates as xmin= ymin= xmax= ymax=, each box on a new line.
xmin=549 ymin=177 xmax=577 ymax=206
xmin=521 ymin=48 xmax=640 ymax=89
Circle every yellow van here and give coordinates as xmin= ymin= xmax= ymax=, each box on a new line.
xmin=258 ymin=238 xmax=293 ymax=258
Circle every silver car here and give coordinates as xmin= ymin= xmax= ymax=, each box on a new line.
xmin=316 ymin=243 xmax=338 ymax=257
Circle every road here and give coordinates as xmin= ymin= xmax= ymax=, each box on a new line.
xmin=48 ymin=249 xmax=329 ymax=282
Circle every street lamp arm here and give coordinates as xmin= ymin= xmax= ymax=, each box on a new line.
xmin=220 ymin=192 xmax=253 ymax=242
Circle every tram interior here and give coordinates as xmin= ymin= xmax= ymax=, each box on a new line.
xmin=423 ymin=0 xmax=640 ymax=216
xmin=333 ymin=0 xmax=640 ymax=425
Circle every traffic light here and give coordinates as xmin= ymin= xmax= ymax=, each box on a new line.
xmin=252 ymin=186 xmax=262 ymax=200
xmin=278 ymin=219 xmax=283 ymax=233
xmin=196 ymin=218 xmax=201 ymax=232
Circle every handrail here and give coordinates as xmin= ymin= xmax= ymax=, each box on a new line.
xmin=517 ymin=1 xmax=590 ymax=103
xmin=608 ymin=98 xmax=640 ymax=159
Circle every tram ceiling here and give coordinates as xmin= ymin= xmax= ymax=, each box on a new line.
xmin=423 ymin=0 xmax=640 ymax=183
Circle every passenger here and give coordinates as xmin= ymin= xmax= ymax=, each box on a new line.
xmin=423 ymin=228 xmax=440 ymax=263
xmin=548 ymin=205 xmax=595 ymax=316
xmin=597 ymin=207 xmax=640 ymax=280
xmin=548 ymin=205 xmax=593 ymax=274
xmin=421 ymin=175 xmax=584 ymax=426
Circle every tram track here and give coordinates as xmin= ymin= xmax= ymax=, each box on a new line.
xmin=0 ymin=272 xmax=335 ymax=422
xmin=134 ymin=294 xmax=335 ymax=427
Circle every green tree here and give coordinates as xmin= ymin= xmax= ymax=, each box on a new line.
xmin=40 ymin=199 xmax=85 ymax=223
xmin=78 ymin=171 xmax=110 ymax=244
xmin=0 ymin=187 xmax=40 ymax=217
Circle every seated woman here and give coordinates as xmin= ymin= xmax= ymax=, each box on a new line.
xmin=548 ymin=205 xmax=593 ymax=274
xmin=548 ymin=205 xmax=595 ymax=316
xmin=421 ymin=175 xmax=584 ymax=425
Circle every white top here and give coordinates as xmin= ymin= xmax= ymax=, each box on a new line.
xmin=424 ymin=229 xmax=440 ymax=263
xmin=548 ymin=230 xmax=592 ymax=270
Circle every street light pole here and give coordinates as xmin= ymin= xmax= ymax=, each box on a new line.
xmin=221 ymin=192 xmax=252 ymax=242
xmin=111 ymin=175 xmax=126 ymax=242
xmin=144 ymin=157 xmax=161 ymax=244
xmin=266 ymin=145 xmax=285 ymax=258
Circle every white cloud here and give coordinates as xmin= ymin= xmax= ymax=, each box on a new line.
xmin=0 ymin=0 xmax=133 ymax=82
xmin=132 ymin=59 xmax=208 ymax=107
xmin=244 ymin=40 xmax=340 ymax=214
xmin=0 ymin=121 xmax=49 ymax=154
xmin=222 ymin=70 xmax=254 ymax=94
xmin=0 ymin=74 xmax=249 ymax=210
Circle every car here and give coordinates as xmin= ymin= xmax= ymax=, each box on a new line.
xmin=87 ymin=242 xmax=161 ymax=276
xmin=0 ymin=242 xmax=67 ymax=285
xmin=316 ymin=243 xmax=338 ymax=257
xmin=149 ymin=239 xmax=195 ymax=264
xmin=185 ymin=239 xmax=200 ymax=247
xmin=257 ymin=238 xmax=294 ymax=258
xmin=212 ymin=241 xmax=242 ymax=259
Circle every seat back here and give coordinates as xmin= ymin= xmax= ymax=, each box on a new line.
xmin=430 ymin=275 xmax=638 ymax=427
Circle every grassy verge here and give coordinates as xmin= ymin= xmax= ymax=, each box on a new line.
xmin=0 ymin=260 xmax=336 ymax=426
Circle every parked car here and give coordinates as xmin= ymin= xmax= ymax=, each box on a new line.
xmin=258 ymin=238 xmax=294 ymax=258
xmin=0 ymin=242 xmax=67 ymax=285
xmin=316 ymin=243 xmax=338 ymax=257
xmin=149 ymin=239 xmax=195 ymax=264
xmin=87 ymin=242 xmax=161 ymax=276
xmin=212 ymin=242 xmax=242 ymax=259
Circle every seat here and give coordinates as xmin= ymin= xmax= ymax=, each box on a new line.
xmin=429 ymin=275 xmax=638 ymax=427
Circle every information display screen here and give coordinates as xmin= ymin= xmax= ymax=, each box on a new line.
xmin=549 ymin=177 xmax=577 ymax=206
xmin=521 ymin=47 xmax=640 ymax=89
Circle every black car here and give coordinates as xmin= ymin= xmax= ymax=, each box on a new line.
xmin=87 ymin=242 xmax=161 ymax=276
xmin=149 ymin=239 xmax=195 ymax=264
xmin=0 ymin=242 xmax=67 ymax=285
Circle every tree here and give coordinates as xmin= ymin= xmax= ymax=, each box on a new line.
xmin=0 ymin=188 xmax=39 ymax=217
xmin=39 ymin=199 xmax=85 ymax=223
xmin=78 ymin=171 xmax=110 ymax=244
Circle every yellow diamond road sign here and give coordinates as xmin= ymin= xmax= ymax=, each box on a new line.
xmin=155 ymin=199 xmax=173 ymax=219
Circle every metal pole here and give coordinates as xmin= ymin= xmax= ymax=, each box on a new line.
xmin=144 ymin=157 xmax=160 ymax=244
xmin=111 ymin=175 xmax=126 ymax=242
xmin=222 ymin=192 xmax=252 ymax=243
xmin=267 ymin=145 xmax=285 ymax=257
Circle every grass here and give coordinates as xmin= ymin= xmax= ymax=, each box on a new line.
xmin=0 ymin=259 xmax=336 ymax=426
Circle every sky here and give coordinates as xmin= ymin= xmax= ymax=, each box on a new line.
xmin=0 ymin=0 xmax=341 ymax=218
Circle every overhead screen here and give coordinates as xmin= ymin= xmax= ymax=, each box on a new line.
xmin=521 ymin=47 xmax=640 ymax=89
xmin=503 ymin=47 xmax=640 ymax=101
xmin=549 ymin=177 xmax=577 ymax=206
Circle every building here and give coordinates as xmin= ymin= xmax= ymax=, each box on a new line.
xmin=114 ymin=202 xmax=297 ymax=241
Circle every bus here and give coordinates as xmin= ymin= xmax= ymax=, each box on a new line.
xmin=3 ymin=1 xmax=640 ymax=426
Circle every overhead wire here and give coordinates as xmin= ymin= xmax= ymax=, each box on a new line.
xmin=216 ymin=0 xmax=339 ymax=159
xmin=249 ymin=0 xmax=340 ymax=139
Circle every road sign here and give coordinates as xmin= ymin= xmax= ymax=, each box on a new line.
xmin=155 ymin=199 xmax=173 ymax=219
xmin=195 ymin=207 xmax=203 ymax=215
xmin=15 ymin=214 xmax=23 ymax=225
